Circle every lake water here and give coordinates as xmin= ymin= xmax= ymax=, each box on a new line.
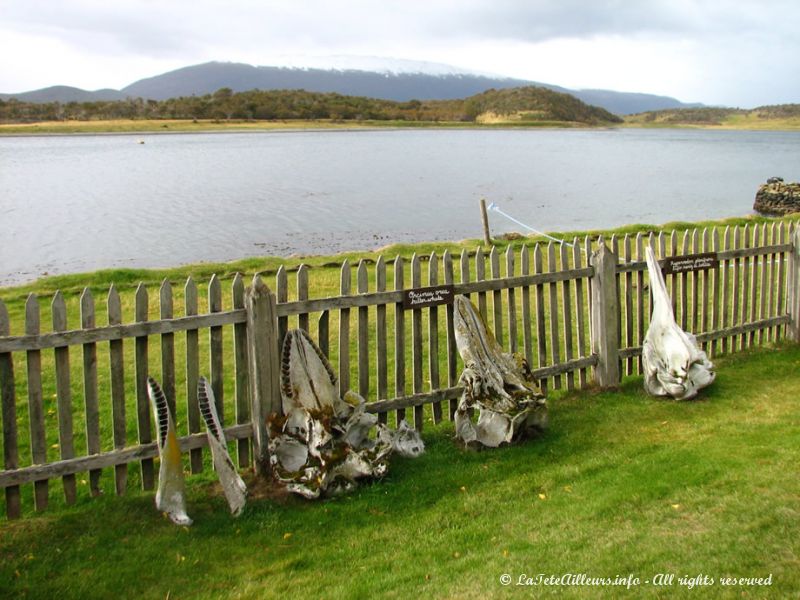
xmin=1 ymin=128 xmax=798 ymax=285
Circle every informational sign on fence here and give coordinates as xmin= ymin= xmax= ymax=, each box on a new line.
xmin=661 ymin=252 xmax=719 ymax=275
xmin=403 ymin=285 xmax=455 ymax=309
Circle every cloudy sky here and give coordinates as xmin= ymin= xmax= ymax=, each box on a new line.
xmin=1 ymin=0 xmax=797 ymax=107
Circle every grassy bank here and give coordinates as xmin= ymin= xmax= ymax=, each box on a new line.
xmin=2 ymin=114 xmax=800 ymax=135
xmin=1 ymin=344 xmax=798 ymax=599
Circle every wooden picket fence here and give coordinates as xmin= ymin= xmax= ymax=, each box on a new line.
xmin=1 ymin=222 xmax=799 ymax=519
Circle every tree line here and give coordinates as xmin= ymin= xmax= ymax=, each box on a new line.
xmin=0 ymin=86 xmax=624 ymax=125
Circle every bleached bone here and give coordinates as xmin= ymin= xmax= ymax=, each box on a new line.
xmin=147 ymin=377 xmax=192 ymax=526
xmin=268 ymin=329 xmax=423 ymax=498
xmin=642 ymin=246 xmax=715 ymax=400
xmin=453 ymin=295 xmax=547 ymax=447
xmin=198 ymin=377 xmax=247 ymax=516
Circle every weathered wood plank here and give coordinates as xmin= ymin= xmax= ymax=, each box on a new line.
xmin=393 ymin=257 xmax=406 ymax=425
xmin=547 ymin=242 xmax=562 ymax=390
xmin=26 ymin=294 xmax=48 ymax=510
xmin=0 ymin=423 xmax=253 ymax=488
xmin=339 ymin=260 xmax=351 ymax=396
xmin=52 ymin=292 xmax=76 ymax=504
xmin=411 ymin=254 xmax=424 ymax=430
xmin=80 ymin=287 xmax=102 ymax=496
xmin=591 ymin=243 xmax=620 ymax=388
xmin=443 ymin=250 xmax=458 ymax=420
xmin=777 ymin=223 xmax=788 ymax=341
xmin=107 ymin=285 xmax=127 ymax=494
xmin=357 ymin=260 xmax=370 ymax=399
xmin=621 ymin=315 xmax=790 ymax=358
xmin=560 ymin=243 xmax=575 ymax=390
xmin=721 ymin=227 xmax=731 ymax=354
xmin=490 ymin=246 xmax=504 ymax=347
xmin=376 ymin=257 xmax=388 ymax=424
xmin=680 ymin=231 xmax=690 ymax=330
xmin=184 ymin=278 xmax=202 ymax=474
xmin=740 ymin=225 xmax=751 ymax=349
xmin=521 ymin=245 xmax=533 ymax=367
xmin=276 ymin=266 xmax=288 ymax=351
xmin=506 ymin=247 xmax=518 ymax=355
xmin=573 ymin=239 xmax=588 ymax=387
xmin=0 ymin=310 xmax=246 ymax=353
xmin=476 ymin=247 xmax=488 ymax=322
xmin=751 ymin=225 xmax=762 ymax=346
xmin=232 ymin=273 xmax=250 ymax=468
xmin=623 ymin=234 xmax=633 ymax=376
xmin=533 ymin=244 xmax=548 ymax=394
xmin=318 ymin=311 xmax=330 ymax=357
xmin=732 ymin=226 xmax=742 ymax=352
xmin=711 ymin=228 xmax=722 ymax=357
xmin=635 ymin=233 xmax=645 ymax=373
xmin=428 ymin=252 xmax=442 ymax=424
xmin=767 ymin=223 xmax=778 ymax=341
xmin=245 ymin=276 xmax=281 ymax=474
xmin=297 ymin=265 xmax=310 ymax=333
xmin=208 ymin=275 xmax=224 ymax=427
xmin=159 ymin=281 xmax=176 ymax=421
xmin=699 ymin=229 xmax=709 ymax=352
xmin=134 ymin=284 xmax=154 ymax=490
xmin=0 ymin=300 xmax=21 ymax=518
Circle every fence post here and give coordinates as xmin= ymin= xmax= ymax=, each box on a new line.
xmin=245 ymin=275 xmax=281 ymax=475
xmin=788 ymin=228 xmax=800 ymax=342
xmin=590 ymin=242 xmax=620 ymax=387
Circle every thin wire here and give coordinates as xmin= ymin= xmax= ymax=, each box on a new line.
xmin=487 ymin=202 xmax=580 ymax=250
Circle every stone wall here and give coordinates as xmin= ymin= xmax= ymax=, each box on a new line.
xmin=754 ymin=179 xmax=800 ymax=215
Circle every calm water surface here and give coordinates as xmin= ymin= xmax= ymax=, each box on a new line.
xmin=1 ymin=128 xmax=798 ymax=285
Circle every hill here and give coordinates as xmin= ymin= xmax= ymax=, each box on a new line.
xmin=0 ymin=85 xmax=623 ymax=127
xmin=624 ymin=104 xmax=800 ymax=128
xmin=0 ymin=60 xmax=701 ymax=115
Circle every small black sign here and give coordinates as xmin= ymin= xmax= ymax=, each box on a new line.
xmin=662 ymin=252 xmax=719 ymax=275
xmin=403 ymin=285 xmax=455 ymax=309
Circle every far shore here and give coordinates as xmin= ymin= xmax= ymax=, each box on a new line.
xmin=2 ymin=117 xmax=800 ymax=136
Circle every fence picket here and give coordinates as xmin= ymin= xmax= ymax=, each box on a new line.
xmin=428 ymin=252 xmax=442 ymax=424
xmin=534 ymin=244 xmax=548 ymax=394
xmin=636 ymin=233 xmax=645 ymax=373
xmin=732 ymin=227 xmax=742 ymax=352
xmin=506 ymin=247 xmax=518 ymax=354
xmin=339 ymin=260 xmax=351 ymax=397
xmin=476 ymin=247 xmax=487 ymax=322
xmin=521 ymin=246 xmax=533 ymax=367
xmin=741 ymin=225 xmax=752 ymax=350
xmin=757 ymin=224 xmax=768 ymax=345
xmin=711 ymin=228 xmax=722 ymax=357
xmin=52 ymin=292 xmax=76 ymax=504
xmin=134 ymin=284 xmax=154 ymax=490
xmin=184 ymin=278 xmax=202 ymax=473
xmin=297 ymin=265 xmax=309 ymax=333
xmin=547 ymin=243 xmax=562 ymax=390
xmin=0 ymin=300 xmax=21 ymax=518
xmin=276 ymin=266 xmax=288 ymax=351
xmin=573 ymin=239 xmax=588 ymax=387
xmin=159 ymin=281 xmax=176 ymax=419
xmin=411 ymin=254 xmax=424 ymax=430
xmin=357 ymin=260 xmax=370 ymax=400
xmin=680 ymin=231 xmax=690 ymax=330
xmin=443 ymin=250 xmax=458 ymax=420
xmin=490 ymin=247 xmax=503 ymax=348
xmin=25 ymin=295 xmax=48 ymax=511
xmin=77 ymin=290 xmax=103 ymax=488
xmin=394 ymin=256 xmax=406 ymax=426
xmin=777 ymin=223 xmax=788 ymax=341
xmin=560 ymin=243 xmax=575 ymax=390
xmin=623 ymin=234 xmax=633 ymax=375
xmin=721 ymin=227 xmax=731 ymax=354
xmin=768 ymin=223 xmax=778 ymax=341
xmin=376 ymin=257 xmax=388 ymax=424
xmin=232 ymin=274 xmax=250 ymax=468
xmin=107 ymin=285 xmax=128 ymax=493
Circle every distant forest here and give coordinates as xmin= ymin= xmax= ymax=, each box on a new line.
xmin=0 ymin=86 xmax=623 ymax=125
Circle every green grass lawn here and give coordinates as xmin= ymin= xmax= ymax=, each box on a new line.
xmin=1 ymin=344 xmax=798 ymax=599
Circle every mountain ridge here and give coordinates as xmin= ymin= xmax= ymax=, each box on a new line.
xmin=0 ymin=60 xmax=702 ymax=115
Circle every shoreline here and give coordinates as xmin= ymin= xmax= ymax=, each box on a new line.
xmin=2 ymin=118 xmax=799 ymax=136
xmin=2 ymin=214 xmax=795 ymax=296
